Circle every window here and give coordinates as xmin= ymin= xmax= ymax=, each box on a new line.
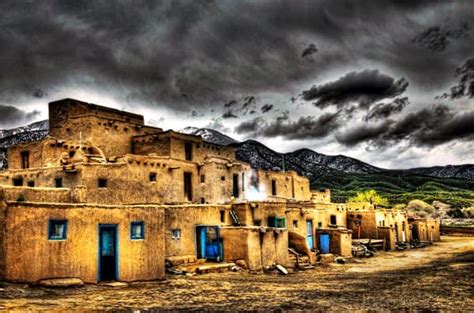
xmin=317 ymin=222 xmax=323 ymax=228
xmin=13 ymin=177 xmax=23 ymax=186
xmin=69 ymin=150 xmax=76 ymax=158
xmin=271 ymin=179 xmax=277 ymax=196
xmin=201 ymin=197 xmax=205 ymax=204
xmin=21 ymin=151 xmax=30 ymax=169
xmin=149 ymin=172 xmax=157 ymax=182
xmin=98 ymin=178 xmax=107 ymax=188
xmin=200 ymin=174 xmax=205 ymax=183
xmin=171 ymin=229 xmax=181 ymax=240
xmin=184 ymin=142 xmax=193 ymax=161
xmin=242 ymin=173 xmax=245 ymax=192
xmin=131 ymin=222 xmax=145 ymax=240
xmin=27 ymin=181 xmax=35 ymax=187
xmin=293 ymin=220 xmax=298 ymax=228
xmin=220 ymin=210 xmax=226 ymax=223
xmin=48 ymin=220 xmax=67 ymax=240
xmin=221 ymin=176 xmax=225 ymax=181
xmin=330 ymin=215 xmax=337 ymax=225
xmin=55 ymin=178 xmax=63 ymax=188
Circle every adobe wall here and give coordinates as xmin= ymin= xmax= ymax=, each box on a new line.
xmin=0 ymin=199 xmax=6 ymax=279
xmin=8 ymin=138 xmax=96 ymax=170
xmin=311 ymin=189 xmax=331 ymax=203
xmin=319 ymin=228 xmax=353 ymax=257
xmin=220 ymin=227 xmax=290 ymax=271
xmin=309 ymin=203 xmax=348 ymax=228
xmin=347 ymin=211 xmax=378 ymax=239
xmin=133 ymin=132 xmax=235 ymax=162
xmin=164 ymin=205 xmax=231 ymax=258
xmin=0 ymin=166 xmax=82 ymax=190
xmin=426 ymin=219 xmax=441 ymax=241
xmin=2 ymin=202 xmax=165 ymax=283
xmin=199 ymin=161 xmax=250 ymax=203
xmin=257 ymin=170 xmax=311 ymax=201
xmin=48 ymin=99 xmax=162 ymax=158
xmin=377 ymin=226 xmax=396 ymax=250
xmin=1 ymin=186 xmax=72 ymax=203
xmin=285 ymin=205 xmax=326 ymax=250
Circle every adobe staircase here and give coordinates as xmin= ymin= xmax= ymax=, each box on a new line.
xmin=288 ymin=248 xmax=314 ymax=270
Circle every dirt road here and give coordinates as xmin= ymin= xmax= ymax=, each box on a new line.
xmin=0 ymin=236 xmax=473 ymax=311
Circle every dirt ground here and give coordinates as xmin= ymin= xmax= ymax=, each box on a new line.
xmin=0 ymin=236 xmax=472 ymax=311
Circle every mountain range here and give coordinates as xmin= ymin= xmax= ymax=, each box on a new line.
xmin=1 ymin=121 xmax=473 ymax=207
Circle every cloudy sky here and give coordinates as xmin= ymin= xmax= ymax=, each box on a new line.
xmin=0 ymin=0 xmax=473 ymax=169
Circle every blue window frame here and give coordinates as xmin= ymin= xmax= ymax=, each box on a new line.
xmin=131 ymin=221 xmax=145 ymax=240
xmin=48 ymin=220 xmax=67 ymax=240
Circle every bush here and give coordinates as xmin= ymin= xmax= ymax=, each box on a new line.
xmin=447 ymin=208 xmax=465 ymax=218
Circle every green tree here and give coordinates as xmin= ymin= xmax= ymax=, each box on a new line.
xmin=348 ymin=189 xmax=389 ymax=206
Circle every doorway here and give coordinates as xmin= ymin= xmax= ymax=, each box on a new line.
xmin=232 ymin=174 xmax=239 ymax=198
xmin=196 ymin=226 xmax=223 ymax=262
xmin=184 ymin=142 xmax=193 ymax=161
xmin=184 ymin=172 xmax=192 ymax=201
xmin=99 ymin=225 xmax=118 ymax=282
xmin=306 ymin=220 xmax=314 ymax=250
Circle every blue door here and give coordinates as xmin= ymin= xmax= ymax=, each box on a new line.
xmin=99 ymin=225 xmax=118 ymax=281
xmin=306 ymin=220 xmax=314 ymax=250
xmin=319 ymin=233 xmax=330 ymax=254
xmin=196 ymin=226 xmax=207 ymax=259
xmin=196 ymin=226 xmax=223 ymax=261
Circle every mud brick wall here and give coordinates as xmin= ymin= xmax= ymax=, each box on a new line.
xmin=3 ymin=202 xmax=165 ymax=283
xmin=164 ymin=205 xmax=231 ymax=258
xmin=220 ymin=226 xmax=290 ymax=271
xmin=377 ymin=226 xmax=396 ymax=250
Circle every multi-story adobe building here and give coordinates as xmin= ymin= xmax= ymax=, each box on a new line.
xmin=0 ymin=98 xmax=357 ymax=283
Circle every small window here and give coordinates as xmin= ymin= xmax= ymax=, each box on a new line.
xmin=221 ymin=176 xmax=225 ymax=181
xmin=201 ymin=197 xmax=205 ymax=204
xmin=200 ymin=175 xmax=205 ymax=183
xmin=271 ymin=180 xmax=277 ymax=196
xmin=55 ymin=178 xmax=63 ymax=188
xmin=21 ymin=151 xmax=30 ymax=169
xmin=293 ymin=220 xmax=298 ymax=228
xmin=171 ymin=229 xmax=181 ymax=240
xmin=131 ymin=222 xmax=145 ymax=240
xmin=13 ymin=177 xmax=23 ymax=186
xmin=48 ymin=220 xmax=67 ymax=240
xmin=317 ymin=222 xmax=323 ymax=228
xmin=27 ymin=181 xmax=35 ymax=187
xmin=149 ymin=172 xmax=157 ymax=182
xmin=69 ymin=150 xmax=76 ymax=158
xmin=98 ymin=178 xmax=107 ymax=188
xmin=330 ymin=215 xmax=337 ymax=225
xmin=220 ymin=210 xmax=226 ymax=223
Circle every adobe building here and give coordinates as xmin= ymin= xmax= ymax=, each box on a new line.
xmin=0 ymin=98 xmax=356 ymax=283
xmin=408 ymin=217 xmax=441 ymax=242
xmin=346 ymin=203 xmax=412 ymax=250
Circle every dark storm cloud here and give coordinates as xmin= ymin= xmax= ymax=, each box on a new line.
xmin=235 ymin=112 xmax=340 ymax=140
xmin=0 ymin=105 xmax=41 ymax=128
xmin=301 ymin=43 xmax=318 ymax=60
xmin=412 ymin=23 xmax=471 ymax=52
xmin=234 ymin=117 xmax=263 ymax=135
xmin=336 ymin=122 xmax=393 ymax=146
xmin=336 ymin=105 xmax=474 ymax=147
xmin=440 ymin=58 xmax=474 ymax=99
xmin=261 ymin=104 xmax=274 ymax=113
xmin=222 ymin=110 xmax=238 ymax=119
xmin=1 ymin=0 xmax=473 ymax=112
xmin=365 ymin=97 xmax=409 ymax=121
xmin=301 ymin=70 xmax=409 ymax=109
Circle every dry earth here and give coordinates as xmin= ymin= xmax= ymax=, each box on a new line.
xmin=0 ymin=236 xmax=472 ymax=311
